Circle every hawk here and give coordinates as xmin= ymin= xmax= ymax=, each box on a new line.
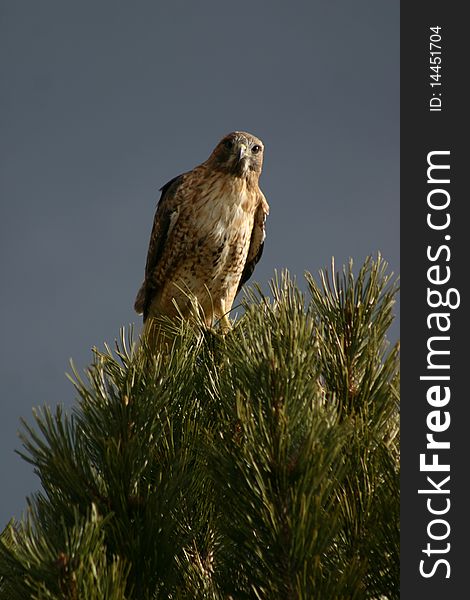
xmin=134 ymin=131 xmax=269 ymax=339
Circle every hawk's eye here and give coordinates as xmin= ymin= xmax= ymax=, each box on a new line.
xmin=251 ymin=145 xmax=262 ymax=154
xmin=223 ymin=139 xmax=234 ymax=151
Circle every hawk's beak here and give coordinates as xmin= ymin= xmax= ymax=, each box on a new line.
xmin=237 ymin=144 xmax=247 ymax=162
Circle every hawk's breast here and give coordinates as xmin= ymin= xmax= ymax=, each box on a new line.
xmin=163 ymin=177 xmax=257 ymax=310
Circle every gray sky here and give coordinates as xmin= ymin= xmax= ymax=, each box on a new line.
xmin=0 ymin=1 xmax=399 ymax=527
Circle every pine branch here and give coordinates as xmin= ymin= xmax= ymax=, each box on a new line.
xmin=0 ymin=257 xmax=399 ymax=599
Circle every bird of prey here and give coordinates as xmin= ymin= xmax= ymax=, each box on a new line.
xmin=134 ymin=131 xmax=269 ymax=340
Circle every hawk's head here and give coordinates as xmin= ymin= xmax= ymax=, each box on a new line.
xmin=208 ymin=131 xmax=264 ymax=177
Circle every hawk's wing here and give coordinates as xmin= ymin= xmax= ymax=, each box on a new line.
xmin=236 ymin=191 xmax=269 ymax=295
xmin=134 ymin=174 xmax=184 ymax=320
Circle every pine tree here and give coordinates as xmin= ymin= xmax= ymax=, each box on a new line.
xmin=0 ymin=256 xmax=399 ymax=599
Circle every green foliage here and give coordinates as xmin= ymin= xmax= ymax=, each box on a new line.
xmin=0 ymin=256 xmax=399 ymax=599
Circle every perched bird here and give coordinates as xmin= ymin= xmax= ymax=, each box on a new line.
xmin=134 ymin=131 xmax=269 ymax=341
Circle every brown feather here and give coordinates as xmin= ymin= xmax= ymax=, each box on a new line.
xmin=135 ymin=131 xmax=269 ymax=329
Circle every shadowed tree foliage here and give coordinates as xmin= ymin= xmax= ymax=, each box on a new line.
xmin=0 ymin=256 xmax=399 ymax=599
